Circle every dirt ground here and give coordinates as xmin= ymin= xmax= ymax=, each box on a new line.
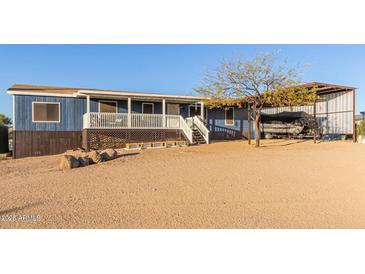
xmin=1 ymin=139 xmax=365 ymax=228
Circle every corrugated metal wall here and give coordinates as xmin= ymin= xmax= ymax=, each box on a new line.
xmin=262 ymin=90 xmax=354 ymax=135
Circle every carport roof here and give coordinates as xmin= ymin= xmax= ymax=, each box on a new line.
xmin=298 ymin=82 xmax=356 ymax=94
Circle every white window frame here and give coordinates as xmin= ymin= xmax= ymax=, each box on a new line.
xmin=32 ymin=102 xmax=61 ymax=123
xmin=142 ymin=102 xmax=154 ymax=114
xmin=98 ymin=100 xmax=118 ymax=113
xmin=225 ymin=107 xmax=234 ymax=126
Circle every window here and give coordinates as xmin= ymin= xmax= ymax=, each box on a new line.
xmin=225 ymin=107 xmax=234 ymax=125
xmin=99 ymin=100 xmax=117 ymax=113
xmin=32 ymin=102 xmax=60 ymax=123
xmin=167 ymin=103 xmax=180 ymax=115
xmin=142 ymin=103 xmax=154 ymax=114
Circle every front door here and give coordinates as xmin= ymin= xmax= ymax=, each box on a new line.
xmin=142 ymin=103 xmax=154 ymax=114
xmin=189 ymin=105 xmax=201 ymax=117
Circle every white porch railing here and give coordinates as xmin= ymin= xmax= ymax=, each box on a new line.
xmin=84 ymin=112 xmax=185 ymax=129
xmin=185 ymin=117 xmax=194 ymax=128
xmin=131 ymin=113 xmax=163 ymax=128
xmin=179 ymin=116 xmax=193 ymax=144
xmin=193 ymin=116 xmax=210 ymax=144
xmin=83 ymin=112 xmax=193 ymax=142
xmin=86 ymin=112 xmax=128 ymax=129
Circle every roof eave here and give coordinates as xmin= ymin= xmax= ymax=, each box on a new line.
xmin=7 ymin=90 xmax=78 ymax=97
xmin=301 ymin=82 xmax=356 ymax=90
xmin=76 ymin=89 xmax=206 ymax=100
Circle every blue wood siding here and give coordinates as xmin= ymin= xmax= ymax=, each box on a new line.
xmin=15 ymin=95 xmax=252 ymax=137
xmin=15 ymin=95 xmax=86 ymax=131
xmin=15 ymin=96 xmax=192 ymax=132
xmin=207 ymin=107 xmax=253 ymax=137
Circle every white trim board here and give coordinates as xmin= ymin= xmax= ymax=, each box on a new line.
xmin=7 ymin=91 xmax=77 ymax=98
xmin=32 ymin=101 xmax=61 ymax=123
xmin=12 ymin=95 xmax=16 ymax=130
xmin=78 ymin=90 xmax=206 ymax=100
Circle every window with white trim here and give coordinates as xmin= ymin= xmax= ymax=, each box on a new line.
xmin=142 ymin=103 xmax=154 ymax=114
xmin=99 ymin=100 xmax=117 ymax=113
xmin=32 ymin=102 xmax=60 ymax=123
xmin=225 ymin=107 xmax=234 ymax=125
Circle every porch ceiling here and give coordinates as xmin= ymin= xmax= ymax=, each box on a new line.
xmin=78 ymin=90 xmax=204 ymax=103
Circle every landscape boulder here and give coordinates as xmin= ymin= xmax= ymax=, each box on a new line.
xmin=87 ymin=150 xmax=103 ymax=164
xmin=59 ymin=155 xmax=80 ymax=171
xmin=78 ymin=156 xmax=90 ymax=167
xmin=100 ymin=148 xmax=117 ymax=161
xmin=64 ymin=148 xmax=87 ymax=158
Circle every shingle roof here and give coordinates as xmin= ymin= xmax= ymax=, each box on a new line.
xmin=7 ymin=84 xmax=124 ymax=94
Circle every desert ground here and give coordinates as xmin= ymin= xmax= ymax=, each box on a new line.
xmin=1 ymin=139 xmax=365 ymax=228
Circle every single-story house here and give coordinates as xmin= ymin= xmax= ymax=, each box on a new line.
xmin=6 ymin=82 xmax=356 ymax=158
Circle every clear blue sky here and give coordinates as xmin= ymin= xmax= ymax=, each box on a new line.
xmin=0 ymin=45 xmax=364 ymax=118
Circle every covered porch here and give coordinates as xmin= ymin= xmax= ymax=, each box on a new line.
xmin=79 ymin=89 xmax=209 ymax=147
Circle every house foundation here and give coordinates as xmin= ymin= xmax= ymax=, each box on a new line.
xmin=82 ymin=129 xmax=189 ymax=150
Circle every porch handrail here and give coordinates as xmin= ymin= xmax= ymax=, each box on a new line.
xmin=83 ymin=113 xmax=89 ymax=128
xmin=179 ymin=116 xmax=193 ymax=143
xmin=185 ymin=117 xmax=194 ymax=128
xmin=193 ymin=115 xmax=210 ymax=144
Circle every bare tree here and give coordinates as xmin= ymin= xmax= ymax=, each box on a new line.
xmin=196 ymin=52 xmax=316 ymax=147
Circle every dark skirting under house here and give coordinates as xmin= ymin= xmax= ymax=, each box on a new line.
xmin=13 ymin=131 xmax=82 ymax=159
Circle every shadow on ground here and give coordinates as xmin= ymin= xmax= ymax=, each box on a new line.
xmin=0 ymin=201 xmax=44 ymax=215
xmin=261 ymin=139 xmax=309 ymax=147
xmin=115 ymin=152 xmax=140 ymax=159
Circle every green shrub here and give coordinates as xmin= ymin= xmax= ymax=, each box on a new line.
xmin=356 ymin=121 xmax=365 ymax=136
xmin=0 ymin=114 xmax=11 ymax=125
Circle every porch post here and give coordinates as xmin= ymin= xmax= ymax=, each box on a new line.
xmin=128 ymin=97 xmax=132 ymax=128
xmin=247 ymin=105 xmax=252 ymax=145
xmin=313 ymin=99 xmax=317 ymax=144
xmin=200 ymin=101 xmax=204 ymax=121
xmin=86 ymin=95 xmax=90 ymax=113
xmin=86 ymin=95 xmax=90 ymax=128
xmin=162 ymin=99 xmax=166 ymax=128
